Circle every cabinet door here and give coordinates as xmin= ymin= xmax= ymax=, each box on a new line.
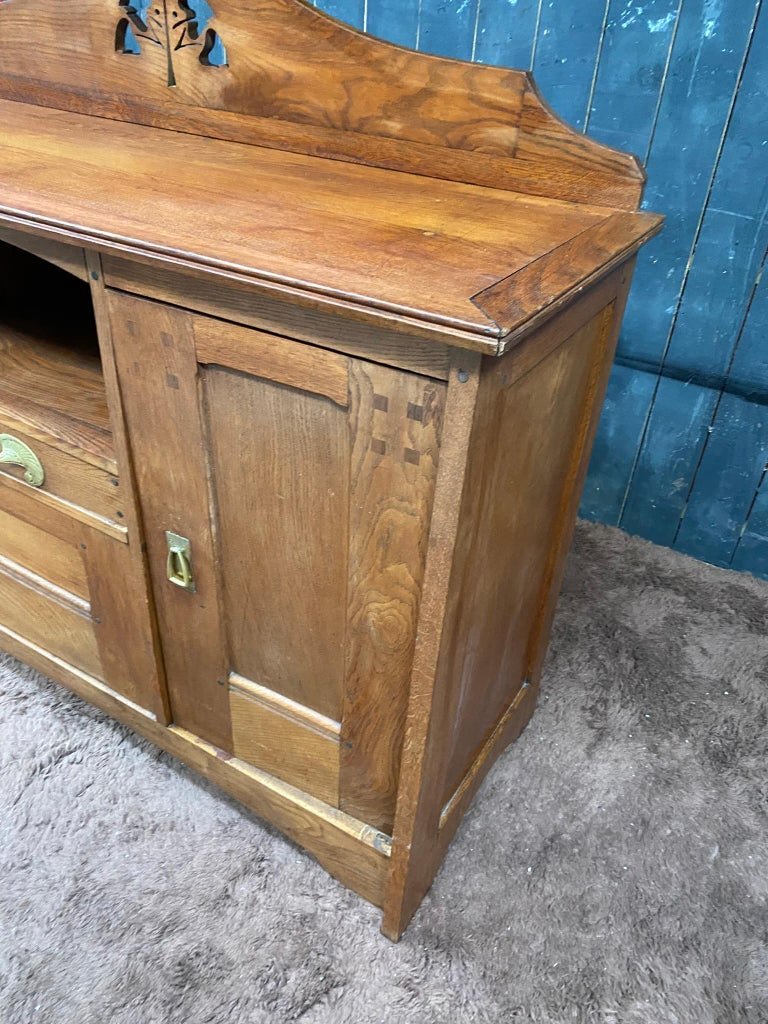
xmin=109 ymin=293 xmax=445 ymax=831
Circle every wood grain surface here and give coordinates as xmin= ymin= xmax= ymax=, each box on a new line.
xmin=0 ymin=99 xmax=658 ymax=345
xmin=339 ymin=363 xmax=446 ymax=831
xmin=205 ymin=366 xmax=349 ymax=722
xmin=0 ymin=0 xmax=644 ymax=207
xmin=0 ymin=506 xmax=89 ymax=601
xmin=108 ymin=293 xmax=233 ymax=750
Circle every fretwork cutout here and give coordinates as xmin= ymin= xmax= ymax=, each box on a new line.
xmin=115 ymin=0 xmax=228 ymax=87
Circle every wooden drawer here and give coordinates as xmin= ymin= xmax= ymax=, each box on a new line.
xmin=0 ymin=506 xmax=89 ymax=599
xmin=0 ymin=551 xmax=102 ymax=681
xmin=0 ymin=419 xmax=126 ymax=538
xmin=0 ymin=492 xmax=165 ymax=715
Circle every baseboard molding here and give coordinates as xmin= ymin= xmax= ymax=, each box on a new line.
xmin=0 ymin=625 xmax=391 ymax=908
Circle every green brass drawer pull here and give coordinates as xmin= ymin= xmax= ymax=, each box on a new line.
xmin=166 ymin=531 xmax=195 ymax=592
xmin=0 ymin=433 xmax=45 ymax=488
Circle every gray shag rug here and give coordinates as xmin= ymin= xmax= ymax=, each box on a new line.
xmin=2 ymin=521 xmax=768 ymax=1024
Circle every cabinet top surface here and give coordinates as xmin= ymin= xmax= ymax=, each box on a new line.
xmin=0 ymin=100 xmax=660 ymax=350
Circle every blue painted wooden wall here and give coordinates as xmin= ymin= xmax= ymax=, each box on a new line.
xmin=311 ymin=0 xmax=768 ymax=580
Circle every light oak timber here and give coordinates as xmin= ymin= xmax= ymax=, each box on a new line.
xmin=0 ymin=100 xmax=662 ymax=345
xmin=229 ymin=677 xmax=341 ymax=807
xmin=523 ymin=266 xmax=636 ymax=690
xmin=107 ymin=293 xmax=232 ymax=749
xmin=0 ymin=553 xmax=90 ymax=618
xmin=0 ymin=463 xmax=128 ymax=544
xmin=0 ymin=556 xmax=102 ymax=679
xmin=205 ymin=366 xmax=349 ymax=723
xmin=0 ymin=0 xmax=661 ymax=941
xmin=86 ymin=251 xmax=170 ymax=724
xmin=439 ymin=679 xmax=538 ymax=833
xmin=0 ymin=323 xmax=115 ymax=473
xmin=103 ymin=256 xmax=454 ymax=381
xmin=441 ymin=308 xmax=616 ymax=803
xmin=383 ymin=353 xmax=482 ymax=940
xmin=340 ymin=362 xmax=446 ymax=832
xmin=194 ymin=317 xmax=350 ymax=407
xmin=0 ymin=420 xmax=123 ymax=523
xmin=382 ymin=276 xmax=632 ymax=939
xmin=0 ymin=506 xmax=89 ymax=601
xmin=0 ymin=473 xmax=96 ymax=548
xmin=474 ymin=212 xmax=662 ymax=351
xmin=0 ymin=0 xmax=643 ymax=208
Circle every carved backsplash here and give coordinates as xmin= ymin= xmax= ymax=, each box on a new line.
xmin=0 ymin=0 xmax=644 ymax=208
xmin=115 ymin=1 xmax=228 ymax=87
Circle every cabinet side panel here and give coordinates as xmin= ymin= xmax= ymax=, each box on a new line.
xmin=205 ymin=368 xmax=349 ymax=722
xmin=439 ymin=306 xmax=614 ymax=803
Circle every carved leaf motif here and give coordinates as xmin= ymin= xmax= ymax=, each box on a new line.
xmin=115 ymin=0 xmax=227 ymax=87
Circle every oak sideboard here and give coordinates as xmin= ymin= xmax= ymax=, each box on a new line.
xmin=0 ymin=0 xmax=662 ymax=938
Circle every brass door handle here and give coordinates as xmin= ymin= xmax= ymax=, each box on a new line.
xmin=0 ymin=433 xmax=45 ymax=487
xmin=166 ymin=531 xmax=196 ymax=592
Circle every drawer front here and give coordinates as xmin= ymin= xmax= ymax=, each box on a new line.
xmin=0 ymin=556 xmax=102 ymax=680
xmin=0 ymin=420 xmax=125 ymax=535
xmin=0 ymin=492 xmax=166 ymax=717
xmin=0 ymin=505 xmax=89 ymax=599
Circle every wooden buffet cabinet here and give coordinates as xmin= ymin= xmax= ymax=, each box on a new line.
xmin=0 ymin=0 xmax=661 ymax=939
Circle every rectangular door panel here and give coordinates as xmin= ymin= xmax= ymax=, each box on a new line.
xmin=205 ymin=367 xmax=349 ymax=722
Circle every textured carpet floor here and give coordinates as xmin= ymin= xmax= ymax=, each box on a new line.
xmin=1 ymin=522 xmax=768 ymax=1023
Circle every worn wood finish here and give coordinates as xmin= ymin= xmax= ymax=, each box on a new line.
xmin=0 ymin=419 xmax=125 ymax=532
xmin=0 ymin=472 xmax=92 ymax=548
xmin=0 ymin=3 xmax=661 ymax=940
xmin=383 ymin=272 xmax=631 ymax=940
xmin=86 ymin=250 xmax=170 ymax=723
xmin=0 ymin=319 xmax=114 ymax=472
xmin=441 ymin=307 xmax=615 ymax=802
xmin=84 ymin=529 xmax=168 ymax=717
xmin=0 ymin=556 xmax=102 ymax=680
xmin=195 ymin=317 xmax=350 ymax=408
xmin=381 ymin=353 xmax=482 ymax=939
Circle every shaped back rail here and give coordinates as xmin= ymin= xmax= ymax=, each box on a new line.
xmin=0 ymin=0 xmax=645 ymax=208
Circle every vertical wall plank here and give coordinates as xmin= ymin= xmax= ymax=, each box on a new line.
xmin=620 ymin=4 xmax=767 ymax=544
xmin=416 ymin=0 xmax=479 ymax=59
xmin=282 ymin=1 xmax=768 ymax=578
xmin=674 ymin=393 xmax=768 ymax=566
xmin=731 ymin=471 xmax=768 ymax=577
xmin=580 ymin=363 xmax=656 ymax=522
xmin=587 ymin=0 xmax=679 ymax=156
xmin=582 ymin=0 xmax=762 ymax=531
xmin=366 ymin=0 xmax=420 ymax=47
xmin=532 ymin=0 xmax=608 ymax=130
xmin=674 ymin=252 xmax=768 ymax=567
xmin=474 ymin=0 xmax=540 ymax=71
